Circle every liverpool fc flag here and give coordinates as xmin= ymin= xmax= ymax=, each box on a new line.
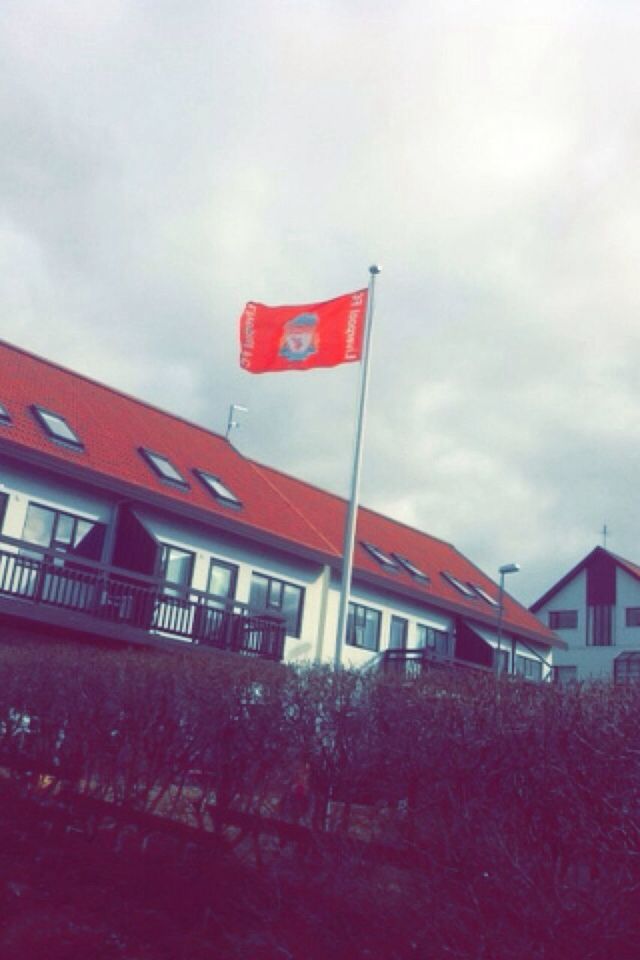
xmin=239 ymin=289 xmax=367 ymax=373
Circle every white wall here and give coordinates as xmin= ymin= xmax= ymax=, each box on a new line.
xmin=135 ymin=505 xmax=327 ymax=661
xmin=0 ymin=463 xmax=114 ymax=540
xmin=536 ymin=566 xmax=640 ymax=681
xmin=614 ymin=568 xmax=640 ymax=650
xmin=321 ymin=576 xmax=454 ymax=669
xmin=0 ymin=459 xmax=555 ymax=674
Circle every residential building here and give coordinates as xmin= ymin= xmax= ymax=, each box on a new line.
xmin=0 ymin=338 xmax=560 ymax=678
xmin=531 ymin=546 xmax=640 ymax=683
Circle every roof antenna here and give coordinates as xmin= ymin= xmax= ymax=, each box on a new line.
xmin=225 ymin=404 xmax=248 ymax=441
xmin=601 ymin=523 xmax=610 ymax=548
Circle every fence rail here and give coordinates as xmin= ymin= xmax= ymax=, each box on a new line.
xmin=380 ymin=647 xmax=494 ymax=680
xmin=0 ymin=542 xmax=286 ymax=660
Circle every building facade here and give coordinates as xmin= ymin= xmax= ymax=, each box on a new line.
xmin=531 ymin=546 xmax=640 ymax=683
xmin=0 ymin=339 xmax=560 ymax=678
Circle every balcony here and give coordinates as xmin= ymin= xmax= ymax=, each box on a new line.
xmin=0 ymin=535 xmax=286 ymax=661
xmin=380 ymin=647 xmax=494 ymax=680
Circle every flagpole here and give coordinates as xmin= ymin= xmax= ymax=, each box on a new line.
xmin=334 ymin=264 xmax=381 ymax=668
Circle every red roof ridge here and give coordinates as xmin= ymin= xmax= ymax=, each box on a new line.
xmin=248 ymin=460 xmax=339 ymax=556
xmin=247 ymin=457 xmax=456 ymax=551
xmin=0 ymin=336 xmax=230 ymax=446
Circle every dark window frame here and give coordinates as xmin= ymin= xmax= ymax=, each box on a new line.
xmin=193 ymin=469 xmax=242 ymax=508
xmin=207 ymin=557 xmax=238 ymax=602
xmin=626 ymin=607 xmax=640 ymax=627
xmin=515 ymin=655 xmax=543 ymax=681
xmin=471 ymin=584 xmax=500 ymax=608
xmin=549 ymin=610 xmax=578 ymax=630
xmin=22 ymin=502 xmax=97 ymax=554
xmin=392 ymin=553 xmax=430 ymax=582
xmin=361 ymin=542 xmax=400 ymax=571
xmin=441 ymin=571 xmax=477 ymax=599
xmin=416 ymin=623 xmax=451 ymax=656
xmin=139 ymin=447 xmax=189 ymax=488
xmin=615 ymin=653 xmax=640 ymax=684
xmin=587 ymin=604 xmax=614 ymax=647
xmin=159 ymin=543 xmax=195 ymax=595
xmin=249 ymin=572 xmax=304 ymax=638
xmin=553 ymin=665 xmax=578 ymax=685
xmin=389 ymin=614 xmax=408 ymax=649
xmin=346 ymin=601 xmax=381 ymax=652
xmin=31 ymin=405 xmax=83 ymax=450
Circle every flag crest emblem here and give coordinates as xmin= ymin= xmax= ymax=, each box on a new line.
xmin=279 ymin=313 xmax=319 ymax=362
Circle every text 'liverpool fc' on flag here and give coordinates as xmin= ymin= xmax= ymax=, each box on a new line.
xmin=239 ymin=289 xmax=368 ymax=373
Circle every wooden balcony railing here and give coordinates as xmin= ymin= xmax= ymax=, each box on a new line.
xmin=380 ymin=647 xmax=494 ymax=680
xmin=0 ymin=535 xmax=286 ymax=661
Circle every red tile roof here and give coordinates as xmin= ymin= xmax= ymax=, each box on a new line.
xmin=252 ymin=462 xmax=560 ymax=646
xmin=0 ymin=338 xmax=558 ymax=648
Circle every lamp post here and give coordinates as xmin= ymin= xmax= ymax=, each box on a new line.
xmin=496 ymin=562 xmax=520 ymax=675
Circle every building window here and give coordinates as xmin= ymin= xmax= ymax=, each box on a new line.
xmin=31 ymin=406 xmax=83 ymax=449
xmin=346 ymin=602 xmax=381 ymax=652
xmin=139 ymin=448 xmax=188 ymax=487
xmin=416 ymin=624 xmax=450 ymax=656
xmin=615 ymin=653 xmax=640 ymax=684
xmin=22 ymin=503 xmax=96 ymax=554
xmin=249 ymin=573 xmax=304 ymax=638
xmin=361 ymin=543 xmax=399 ymax=571
xmin=515 ymin=655 xmax=543 ymax=681
xmin=392 ymin=554 xmax=429 ymax=582
xmin=207 ymin=558 xmax=238 ymax=603
xmin=494 ymin=648 xmax=509 ymax=674
xmin=553 ymin=665 xmax=578 ymax=685
xmin=549 ymin=610 xmax=578 ymax=629
xmin=194 ymin=470 xmax=241 ymax=507
xmin=441 ymin=572 xmax=477 ymax=599
xmin=587 ymin=604 xmax=614 ymax=646
xmin=626 ymin=608 xmax=640 ymax=627
xmin=389 ymin=615 xmax=408 ymax=649
xmin=0 ymin=403 xmax=11 ymax=424
xmin=471 ymin=584 xmax=500 ymax=608
xmin=159 ymin=544 xmax=194 ymax=594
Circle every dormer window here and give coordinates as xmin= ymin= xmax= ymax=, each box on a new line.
xmin=361 ymin=542 xmax=400 ymax=570
xmin=0 ymin=403 xmax=11 ymax=425
xmin=139 ymin=448 xmax=188 ymax=487
xmin=194 ymin=469 xmax=242 ymax=507
xmin=393 ymin=554 xmax=429 ymax=582
xmin=471 ymin=584 xmax=500 ymax=607
xmin=32 ymin=406 xmax=83 ymax=449
xmin=441 ymin=571 xmax=477 ymax=599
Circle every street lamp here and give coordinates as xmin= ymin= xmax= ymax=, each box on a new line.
xmin=496 ymin=563 xmax=520 ymax=675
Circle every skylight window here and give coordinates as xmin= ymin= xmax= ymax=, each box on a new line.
xmin=194 ymin=469 xmax=242 ymax=507
xmin=393 ymin=554 xmax=430 ymax=582
xmin=361 ymin=542 xmax=400 ymax=570
xmin=441 ymin=571 xmax=477 ymax=599
xmin=139 ymin=448 xmax=188 ymax=487
xmin=471 ymin=584 xmax=500 ymax=607
xmin=0 ymin=403 xmax=11 ymax=425
xmin=32 ymin=405 xmax=83 ymax=448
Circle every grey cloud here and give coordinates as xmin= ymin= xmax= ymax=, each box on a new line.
xmin=1 ymin=0 xmax=640 ymax=609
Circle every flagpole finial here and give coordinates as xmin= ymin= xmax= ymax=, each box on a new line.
xmin=369 ymin=264 xmax=381 ymax=275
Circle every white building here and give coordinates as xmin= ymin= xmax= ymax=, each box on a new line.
xmin=531 ymin=546 xmax=640 ymax=683
xmin=0 ymin=338 xmax=560 ymax=679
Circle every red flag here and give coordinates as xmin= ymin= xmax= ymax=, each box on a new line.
xmin=239 ymin=289 xmax=367 ymax=373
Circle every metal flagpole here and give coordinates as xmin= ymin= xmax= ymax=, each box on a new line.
xmin=334 ymin=264 xmax=381 ymax=668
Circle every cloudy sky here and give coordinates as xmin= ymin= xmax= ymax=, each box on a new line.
xmin=2 ymin=0 xmax=639 ymax=604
